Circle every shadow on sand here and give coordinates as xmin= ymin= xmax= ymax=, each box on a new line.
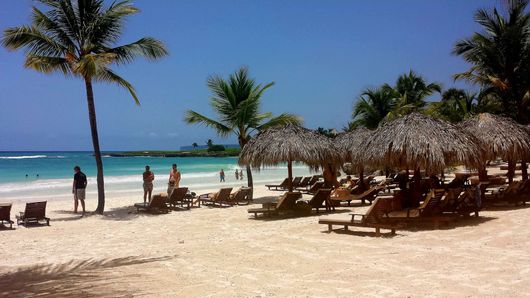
xmin=0 ymin=255 xmax=175 ymax=297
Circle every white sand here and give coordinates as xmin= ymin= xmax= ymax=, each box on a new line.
xmin=1 ymin=177 xmax=530 ymax=297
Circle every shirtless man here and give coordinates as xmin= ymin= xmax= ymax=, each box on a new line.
xmin=143 ymin=165 xmax=155 ymax=203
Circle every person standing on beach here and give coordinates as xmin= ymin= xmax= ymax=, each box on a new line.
xmin=143 ymin=166 xmax=155 ymax=203
xmin=168 ymin=164 xmax=181 ymax=194
xmin=235 ymin=169 xmax=239 ymax=180
xmin=72 ymin=166 xmax=87 ymax=215
xmin=220 ymin=169 xmax=225 ymax=182
xmin=239 ymin=169 xmax=244 ymax=180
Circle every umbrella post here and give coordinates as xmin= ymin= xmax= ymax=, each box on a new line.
xmin=507 ymin=160 xmax=515 ymax=184
xmin=521 ymin=160 xmax=528 ymax=181
xmin=287 ymin=160 xmax=293 ymax=192
xmin=359 ymin=166 xmax=365 ymax=191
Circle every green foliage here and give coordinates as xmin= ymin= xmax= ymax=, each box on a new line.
xmin=352 ymin=86 xmax=396 ymax=129
xmin=207 ymin=144 xmax=225 ymax=152
xmin=1 ymin=0 xmax=168 ymax=104
xmin=316 ymin=127 xmax=337 ymax=138
xmin=453 ymin=0 xmax=530 ymax=124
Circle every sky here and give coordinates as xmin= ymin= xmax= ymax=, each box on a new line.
xmin=0 ymin=0 xmax=503 ymax=151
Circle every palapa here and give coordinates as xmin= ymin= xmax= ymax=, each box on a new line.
xmin=358 ymin=113 xmax=481 ymax=173
xmin=335 ymin=127 xmax=373 ymax=188
xmin=239 ymin=125 xmax=342 ymax=192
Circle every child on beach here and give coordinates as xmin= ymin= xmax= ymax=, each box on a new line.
xmin=220 ymin=169 xmax=225 ymax=182
xmin=143 ymin=165 xmax=155 ymax=203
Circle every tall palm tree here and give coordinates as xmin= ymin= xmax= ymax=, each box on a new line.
xmin=453 ymin=0 xmax=530 ymax=124
xmin=352 ymin=86 xmax=396 ymax=129
xmin=192 ymin=142 xmax=198 ymax=150
xmin=185 ymin=67 xmax=302 ymax=189
xmin=428 ymin=88 xmax=478 ymax=123
xmin=2 ymin=0 xmax=168 ymax=213
xmin=389 ymin=70 xmax=442 ymax=118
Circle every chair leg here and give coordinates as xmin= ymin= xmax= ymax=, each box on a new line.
xmin=391 ymin=229 xmax=395 ymax=235
xmin=328 ymin=224 xmax=332 ymax=232
xmin=375 ymin=227 xmax=380 ymax=237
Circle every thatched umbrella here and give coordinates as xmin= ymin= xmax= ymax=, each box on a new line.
xmin=459 ymin=113 xmax=530 ymax=182
xmin=239 ymin=125 xmax=342 ymax=192
xmin=358 ymin=113 xmax=482 ymax=184
xmin=335 ymin=127 xmax=373 ymax=188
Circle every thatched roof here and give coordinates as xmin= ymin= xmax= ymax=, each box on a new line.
xmin=358 ymin=113 xmax=481 ymax=172
xmin=459 ymin=113 xmax=530 ymax=161
xmin=335 ymin=127 xmax=372 ymax=164
xmin=238 ymin=125 xmax=342 ymax=169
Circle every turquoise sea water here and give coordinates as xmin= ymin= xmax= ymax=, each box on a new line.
xmin=0 ymin=151 xmax=312 ymax=202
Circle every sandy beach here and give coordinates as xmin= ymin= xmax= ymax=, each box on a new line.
xmin=2 ymin=180 xmax=530 ymax=297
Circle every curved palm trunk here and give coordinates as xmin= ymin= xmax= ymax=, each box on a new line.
xmin=84 ymin=78 xmax=105 ymax=214
xmin=239 ymin=137 xmax=253 ymax=199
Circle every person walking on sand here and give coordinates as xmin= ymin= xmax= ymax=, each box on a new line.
xmin=235 ymin=169 xmax=239 ymax=180
xmin=143 ymin=165 xmax=155 ymax=203
xmin=220 ymin=169 xmax=225 ymax=182
xmin=72 ymin=166 xmax=87 ymax=215
xmin=168 ymin=164 xmax=181 ymax=194
xmin=239 ymin=169 xmax=244 ymax=180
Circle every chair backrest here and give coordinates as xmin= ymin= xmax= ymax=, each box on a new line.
xmin=276 ymin=192 xmax=302 ymax=210
xmin=298 ymin=177 xmax=311 ymax=188
xmin=419 ymin=189 xmax=446 ymax=216
xmin=0 ymin=203 xmax=12 ymax=221
xmin=309 ymin=181 xmax=324 ymax=192
xmin=363 ymin=175 xmax=375 ymax=185
xmin=149 ymin=195 xmax=168 ymax=209
xmin=364 ymin=197 xmax=393 ymax=224
xmin=307 ymin=176 xmax=319 ymax=186
xmin=169 ymin=187 xmax=188 ymax=203
xmin=24 ymin=201 xmax=47 ymax=219
xmin=214 ymin=188 xmax=233 ymax=201
xmin=358 ymin=185 xmax=382 ymax=198
xmin=309 ymin=189 xmax=331 ymax=207
xmin=232 ymin=187 xmax=252 ymax=201
xmin=440 ymin=187 xmax=463 ymax=210
xmin=292 ymin=177 xmax=303 ymax=187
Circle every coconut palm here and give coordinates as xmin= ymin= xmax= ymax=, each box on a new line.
xmin=428 ymin=88 xmax=478 ymax=123
xmin=185 ymin=66 xmax=302 ymax=189
xmin=2 ymin=0 xmax=168 ymax=213
xmin=388 ymin=70 xmax=442 ymax=119
xmin=192 ymin=142 xmax=198 ymax=150
xmin=352 ymin=85 xmax=396 ymax=129
xmin=453 ymin=0 xmax=530 ymax=124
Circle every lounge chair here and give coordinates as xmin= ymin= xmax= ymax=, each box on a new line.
xmin=266 ymin=178 xmax=291 ymax=191
xmin=453 ymin=187 xmax=482 ymax=217
xmin=0 ymin=203 xmax=14 ymax=229
xmin=16 ymin=201 xmax=50 ymax=226
xmin=247 ymin=192 xmax=302 ymax=218
xmin=297 ymin=176 xmax=319 ymax=191
xmin=291 ymin=177 xmax=303 ymax=188
xmin=484 ymin=180 xmax=528 ymax=206
xmin=386 ymin=189 xmax=453 ymax=228
xmin=305 ymin=181 xmax=325 ymax=194
xmin=228 ymin=187 xmax=252 ymax=205
xmin=297 ymin=177 xmax=311 ymax=189
xmin=134 ymin=195 xmax=169 ymax=213
xmin=318 ymin=197 xmax=399 ymax=236
xmin=167 ymin=187 xmax=190 ymax=210
xmin=330 ymin=185 xmax=384 ymax=206
xmin=198 ymin=188 xmax=233 ymax=207
xmin=307 ymin=189 xmax=332 ymax=213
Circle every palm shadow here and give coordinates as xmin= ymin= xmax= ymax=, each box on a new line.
xmin=0 ymin=255 xmax=175 ymax=297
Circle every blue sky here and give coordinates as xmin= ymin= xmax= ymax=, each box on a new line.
xmin=0 ymin=0 xmax=499 ymax=151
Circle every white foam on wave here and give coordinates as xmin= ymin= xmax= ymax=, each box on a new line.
xmin=0 ymin=155 xmax=47 ymax=160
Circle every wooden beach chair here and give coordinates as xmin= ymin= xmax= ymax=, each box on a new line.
xmin=167 ymin=187 xmax=190 ymax=210
xmin=484 ymin=180 xmax=528 ymax=206
xmin=198 ymin=188 xmax=233 ymax=207
xmin=266 ymin=178 xmax=291 ymax=191
xmin=330 ymin=185 xmax=384 ymax=206
xmin=0 ymin=203 xmax=14 ymax=229
xmin=291 ymin=177 xmax=303 ymax=188
xmin=134 ymin=195 xmax=169 ymax=213
xmin=296 ymin=177 xmax=311 ymax=190
xmin=318 ymin=197 xmax=399 ymax=236
xmin=16 ymin=201 xmax=50 ymax=226
xmin=386 ymin=189 xmax=453 ymax=228
xmin=228 ymin=187 xmax=252 ymax=205
xmin=247 ymin=192 xmax=302 ymax=218
xmin=305 ymin=181 xmax=325 ymax=194
xmin=307 ymin=189 xmax=332 ymax=213
xmin=297 ymin=176 xmax=320 ymax=191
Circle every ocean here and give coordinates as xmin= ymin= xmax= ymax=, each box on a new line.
xmin=0 ymin=151 xmax=313 ymax=202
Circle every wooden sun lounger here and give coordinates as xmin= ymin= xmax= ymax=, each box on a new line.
xmin=297 ymin=176 xmax=320 ymax=191
xmin=228 ymin=187 xmax=253 ymax=205
xmin=291 ymin=177 xmax=303 ymax=188
xmin=386 ymin=189 xmax=454 ymax=228
xmin=167 ymin=187 xmax=190 ymax=210
xmin=296 ymin=177 xmax=311 ymax=189
xmin=134 ymin=195 xmax=169 ymax=213
xmin=307 ymin=189 xmax=332 ymax=213
xmin=305 ymin=181 xmax=325 ymax=194
xmin=484 ymin=180 xmax=528 ymax=206
xmin=319 ymin=197 xmax=399 ymax=236
xmin=330 ymin=186 xmax=384 ymax=206
xmin=248 ymin=192 xmax=302 ymax=218
xmin=198 ymin=188 xmax=233 ymax=207
xmin=266 ymin=178 xmax=291 ymax=191
xmin=0 ymin=203 xmax=14 ymax=229
xmin=16 ymin=201 xmax=50 ymax=226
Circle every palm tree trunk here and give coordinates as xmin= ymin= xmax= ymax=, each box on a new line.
xmin=522 ymin=161 xmax=528 ymax=181
xmin=239 ymin=136 xmax=253 ymax=199
xmin=84 ymin=77 xmax=105 ymax=214
xmin=507 ymin=160 xmax=515 ymax=184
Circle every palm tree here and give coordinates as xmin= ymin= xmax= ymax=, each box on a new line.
xmin=2 ymin=0 xmax=168 ymax=213
xmin=389 ymin=70 xmax=442 ymax=119
xmin=428 ymin=88 xmax=478 ymax=123
xmin=185 ymin=66 xmax=302 ymax=189
xmin=206 ymin=139 xmax=213 ymax=149
xmin=192 ymin=142 xmax=198 ymax=150
xmin=453 ymin=0 xmax=530 ymax=124
xmin=352 ymin=86 xmax=396 ymax=129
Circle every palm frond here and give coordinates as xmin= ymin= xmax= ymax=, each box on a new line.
xmin=95 ymin=67 xmax=139 ymax=105
xmin=184 ymin=111 xmax=232 ymax=136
